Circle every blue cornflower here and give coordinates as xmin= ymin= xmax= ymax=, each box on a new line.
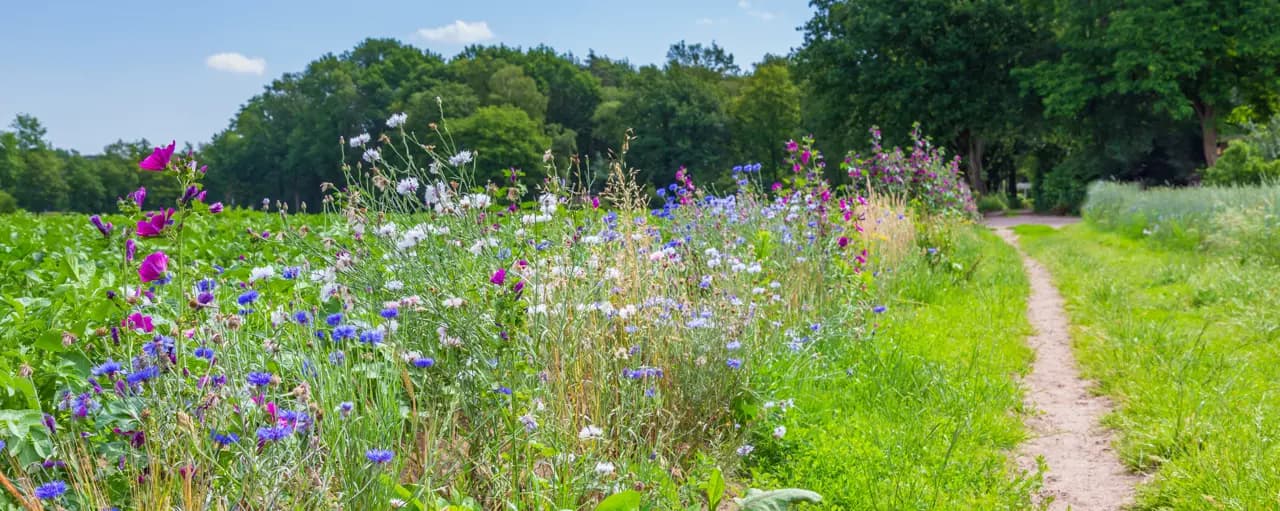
xmin=193 ymin=347 xmax=215 ymax=360
xmin=126 ymin=366 xmax=159 ymax=385
xmin=412 ymin=358 xmax=435 ymax=368
xmin=237 ymin=290 xmax=259 ymax=306
xmin=91 ymin=359 xmax=122 ymax=376
xmin=358 ymin=330 xmax=383 ymax=344
xmin=210 ymin=430 xmax=239 ymax=446
xmin=726 ymin=358 xmax=743 ymax=370
xmin=329 ymin=351 xmax=346 ymax=365
xmin=872 ymin=305 xmax=887 ymax=314
xmin=246 ymin=372 xmax=273 ymax=387
xmin=365 ymin=448 xmax=394 ymax=464
xmin=332 ymin=325 xmax=356 ymax=340
xmin=293 ymin=311 xmax=310 ymax=324
xmin=495 ymin=386 xmax=513 ymax=396
xmin=726 ymin=340 xmax=742 ymax=351
xmin=326 ymin=313 xmax=343 ymax=326
xmin=33 ymin=481 xmax=67 ymax=500
xmin=196 ymin=278 xmax=217 ymax=292
xmin=256 ymin=425 xmax=291 ymax=443
xmin=699 ymin=275 xmax=712 ymax=289
xmin=379 ymin=308 xmax=398 ymax=319
xmin=282 ymin=266 xmax=301 ymax=279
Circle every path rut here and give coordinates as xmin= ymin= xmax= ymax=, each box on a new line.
xmin=989 ymin=219 xmax=1141 ymax=510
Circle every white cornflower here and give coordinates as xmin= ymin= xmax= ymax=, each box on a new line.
xmin=385 ymin=112 xmax=407 ymax=128
xmin=250 ymin=266 xmax=274 ymax=282
xmin=395 ymin=177 xmax=419 ymax=195
xmin=448 ymin=150 xmax=473 ymax=166
xmin=443 ymin=297 xmax=464 ymax=308
xmin=349 ymin=133 xmax=371 ymax=147
xmin=543 ymin=149 xmax=554 ymax=162
xmin=374 ymin=222 xmax=397 ymax=238
xmin=578 ymin=425 xmax=604 ymax=440
xmin=461 ymin=193 xmax=491 ymax=209
xmin=385 ymin=280 xmax=404 ymax=291
xmin=594 ymin=461 xmax=615 ymax=475
xmin=362 ymin=148 xmax=380 ymax=163
xmin=736 ymin=444 xmax=755 ymax=456
xmin=773 ymin=425 xmax=787 ymax=439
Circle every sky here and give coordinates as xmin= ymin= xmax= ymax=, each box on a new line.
xmin=0 ymin=0 xmax=812 ymax=154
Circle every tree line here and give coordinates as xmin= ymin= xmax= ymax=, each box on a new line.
xmin=3 ymin=0 xmax=1278 ymax=214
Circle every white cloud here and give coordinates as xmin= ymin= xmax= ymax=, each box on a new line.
xmin=416 ymin=20 xmax=495 ymax=44
xmin=697 ymin=17 xmax=716 ymax=25
xmin=205 ymin=52 xmax=266 ymax=75
xmin=737 ymin=0 xmax=777 ymax=20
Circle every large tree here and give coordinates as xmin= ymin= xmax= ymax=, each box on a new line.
xmin=798 ymin=0 xmax=1046 ymax=192
xmin=729 ymin=61 xmax=802 ymax=182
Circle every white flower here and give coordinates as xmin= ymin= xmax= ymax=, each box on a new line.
xmin=448 ymin=150 xmax=473 ymax=166
xmin=578 ymin=425 xmax=604 ymax=440
xmin=319 ymin=282 xmax=340 ymax=302
xmin=543 ymin=149 xmax=554 ymax=162
xmin=375 ymin=222 xmax=397 ymax=238
xmin=349 ymin=133 xmax=371 ymax=147
xmin=461 ymin=193 xmax=491 ymax=209
xmin=389 ymin=498 xmax=406 ymax=509
xmin=362 ymin=148 xmax=380 ymax=163
xmin=443 ymin=297 xmax=464 ymax=308
xmin=250 ymin=266 xmax=274 ymax=282
xmin=385 ymin=280 xmax=404 ymax=291
xmin=594 ymin=461 xmax=615 ymax=475
xmin=736 ymin=444 xmax=755 ymax=456
xmin=773 ymin=425 xmax=787 ymax=439
xmin=537 ymin=193 xmax=559 ymax=215
xmin=396 ymin=177 xmax=419 ymax=195
xmin=386 ymin=112 xmax=407 ymax=128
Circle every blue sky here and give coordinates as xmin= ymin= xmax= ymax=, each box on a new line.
xmin=0 ymin=0 xmax=811 ymax=153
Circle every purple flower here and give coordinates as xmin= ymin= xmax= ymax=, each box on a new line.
xmin=332 ymin=325 xmax=356 ymax=340
xmin=246 ymin=372 xmax=272 ymax=387
xmin=256 ymin=425 xmax=291 ymax=443
xmin=412 ymin=357 xmax=435 ymax=368
xmin=237 ymin=290 xmax=259 ymax=306
xmin=358 ymin=330 xmax=383 ymax=344
xmin=138 ymin=251 xmax=168 ymax=283
xmin=726 ymin=358 xmax=743 ymax=370
xmin=210 ymin=202 xmax=224 ymax=214
xmin=91 ymin=359 xmax=122 ymax=376
xmin=326 ymin=313 xmax=343 ymax=326
xmin=490 ymin=268 xmax=507 ymax=285
xmin=365 ymin=448 xmax=394 ymax=464
xmin=210 ymin=431 xmax=239 ymax=446
xmin=872 ymin=305 xmax=887 ymax=314
xmin=139 ymin=141 xmax=175 ymax=171
xmin=89 ymin=215 xmax=113 ymax=237
xmin=136 ymin=209 xmax=175 ymax=238
xmin=379 ymin=307 xmax=398 ymax=319
xmin=33 ymin=480 xmax=67 ymax=500
xmin=126 ymin=239 xmax=137 ymax=261
xmin=194 ymin=347 xmax=215 ymax=360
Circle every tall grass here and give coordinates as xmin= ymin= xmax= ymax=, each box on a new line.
xmin=1082 ymin=181 xmax=1280 ymax=262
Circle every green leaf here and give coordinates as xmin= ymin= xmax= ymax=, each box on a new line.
xmin=705 ymin=467 xmax=725 ymax=510
xmin=735 ymin=489 xmax=822 ymax=511
xmin=595 ymin=490 xmax=642 ymax=511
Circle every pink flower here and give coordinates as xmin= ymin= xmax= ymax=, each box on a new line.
xmin=139 ymin=141 xmax=176 ymax=171
xmin=490 ymin=268 xmax=507 ymax=285
xmin=209 ymin=202 xmax=223 ymax=214
xmin=137 ymin=209 xmax=175 ymax=238
xmin=785 ymin=140 xmax=799 ymax=152
xmin=129 ymin=187 xmax=146 ymax=209
xmin=138 ymin=251 xmax=168 ymax=283
xmin=801 ymin=150 xmax=812 ymax=165
xmin=125 ymin=312 xmax=155 ymax=333
xmin=837 ymin=236 xmax=849 ymax=248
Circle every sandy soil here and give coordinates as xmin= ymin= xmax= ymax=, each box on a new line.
xmin=990 ymin=221 xmax=1142 ymax=510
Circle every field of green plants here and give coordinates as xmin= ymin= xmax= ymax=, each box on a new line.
xmin=0 ymin=115 xmax=1062 ymax=510
xmin=1018 ymin=182 xmax=1280 ymax=509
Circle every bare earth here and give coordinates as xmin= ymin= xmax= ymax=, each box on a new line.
xmin=989 ymin=217 xmax=1142 ymax=510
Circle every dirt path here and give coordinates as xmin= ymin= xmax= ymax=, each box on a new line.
xmin=989 ymin=218 xmax=1141 ymax=510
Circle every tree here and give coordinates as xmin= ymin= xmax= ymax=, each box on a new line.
xmin=487 ymin=64 xmax=548 ymax=122
xmin=798 ymin=0 xmax=1046 ymax=192
xmin=448 ymin=106 xmax=552 ymax=188
xmin=729 ymin=61 xmax=802 ymax=181
xmin=621 ymin=65 xmax=732 ymax=188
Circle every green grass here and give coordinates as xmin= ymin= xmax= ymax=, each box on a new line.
xmin=751 ymin=225 xmax=1038 ymax=509
xmin=1017 ymin=223 xmax=1280 ymax=510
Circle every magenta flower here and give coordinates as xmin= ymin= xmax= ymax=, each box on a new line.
xmin=138 ymin=251 xmax=168 ymax=283
xmin=139 ymin=141 xmax=176 ymax=171
xmin=137 ymin=209 xmax=175 ymax=238
xmin=837 ymin=236 xmax=849 ymax=248
xmin=785 ymin=140 xmax=799 ymax=152
xmin=125 ymin=312 xmax=155 ymax=333
xmin=490 ymin=268 xmax=507 ymax=285
xmin=126 ymin=239 xmax=137 ymax=261
xmin=89 ymin=215 xmax=113 ymax=237
xmin=129 ymin=187 xmax=146 ymax=209
xmin=209 ymin=202 xmax=223 ymax=214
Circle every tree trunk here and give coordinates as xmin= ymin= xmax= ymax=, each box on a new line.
xmin=1194 ymin=101 xmax=1218 ymax=169
xmin=963 ymin=130 xmax=987 ymax=194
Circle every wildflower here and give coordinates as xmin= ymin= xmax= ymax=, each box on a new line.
xmin=578 ymin=425 xmax=604 ymax=440
xmin=91 ymin=359 xmax=122 ymax=376
xmin=519 ymin=414 xmax=537 ymax=432
xmin=329 ymin=351 xmax=346 ymax=365
xmin=362 ymin=148 xmax=381 ymax=163
xmin=326 ymin=313 xmax=343 ymax=326
xmin=126 ymin=366 xmax=160 ymax=385
xmin=90 ymin=215 xmax=113 ymax=237
xmin=349 ymin=133 xmax=371 ymax=147
xmin=282 ymin=266 xmax=301 ymax=280
xmin=595 ymin=461 xmax=616 ymax=475
xmin=138 ymin=141 xmax=175 ymax=171
xmin=385 ymin=112 xmax=407 ymax=128
xmin=256 ymin=425 xmax=291 ymax=443
xmin=366 ymin=448 xmax=395 ymax=464
xmin=380 ymin=307 xmax=398 ymax=319
xmin=385 ymin=280 xmax=404 ymax=291
xmin=448 ymin=150 xmax=473 ymax=166
xmin=726 ymin=340 xmax=741 ymax=351
xmin=137 ymin=251 xmax=168 ymax=283
xmin=490 ymin=268 xmax=507 ymax=285
xmin=293 ymin=311 xmax=310 ymax=324
xmin=358 ymin=330 xmax=384 ymax=344
xmin=33 ymin=480 xmax=67 ymax=500
xmin=736 ymin=444 xmax=755 ymax=456
xmin=773 ymin=425 xmax=787 ymax=439
xmin=442 ymin=297 xmax=464 ymax=308
xmin=250 ymin=266 xmax=274 ymax=282
xmin=126 ymin=238 xmax=136 ymax=261
xmin=136 ymin=208 xmax=174 ymax=237
xmin=872 ymin=305 xmax=887 ymax=314
xmin=210 ymin=202 xmax=224 ymax=214
xmin=129 ymin=186 xmax=147 ymax=208
xmin=333 ymin=325 xmax=357 ymax=340
xmin=237 ymin=290 xmax=259 ymax=306
xmin=193 ymin=347 xmax=215 ymax=360
xmin=411 ymin=357 xmax=434 ymax=368
xmin=395 ymin=177 xmax=419 ymax=195
xmin=726 ymin=358 xmax=743 ymax=370
xmin=246 ymin=372 xmax=273 ymax=387
xmin=210 ymin=431 xmax=239 ymax=446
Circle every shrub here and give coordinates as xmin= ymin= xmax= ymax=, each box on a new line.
xmin=976 ymin=193 xmax=1010 ymax=214
xmin=1203 ymin=140 xmax=1280 ymax=185
xmin=0 ymin=190 xmax=18 ymax=213
xmin=841 ymin=124 xmax=978 ymax=218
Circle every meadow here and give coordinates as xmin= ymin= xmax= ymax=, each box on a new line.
xmin=0 ymin=117 xmax=1048 ymax=510
xmin=1017 ymin=183 xmax=1280 ymax=509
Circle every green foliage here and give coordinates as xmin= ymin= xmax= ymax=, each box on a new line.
xmin=976 ymin=193 xmax=1009 ymax=214
xmin=729 ymin=62 xmax=801 ymax=182
xmin=0 ymin=189 xmax=18 ymax=213
xmin=1018 ymin=224 xmax=1280 ymax=508
xmin=735 ymin=489 xmax=823 ymax=510
xmin=595 ymin=490 xmax=642 ymax=511
xmin=1203 ymin=140 xmax=1280 ymax=185
xmin=448 ymin=105 xmax=551 ymax=185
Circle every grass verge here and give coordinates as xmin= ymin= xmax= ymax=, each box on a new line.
xmin=750 ymin=224 xmax=1038 ymax=509
xmin=1016 ymin=223 xmax=1280 ymax=509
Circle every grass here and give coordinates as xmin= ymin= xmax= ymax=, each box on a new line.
xmin=751 ymin=224 xmax=1039 ymax=509
xmin=1016 ymin=223 xmax=1280 ymax=510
